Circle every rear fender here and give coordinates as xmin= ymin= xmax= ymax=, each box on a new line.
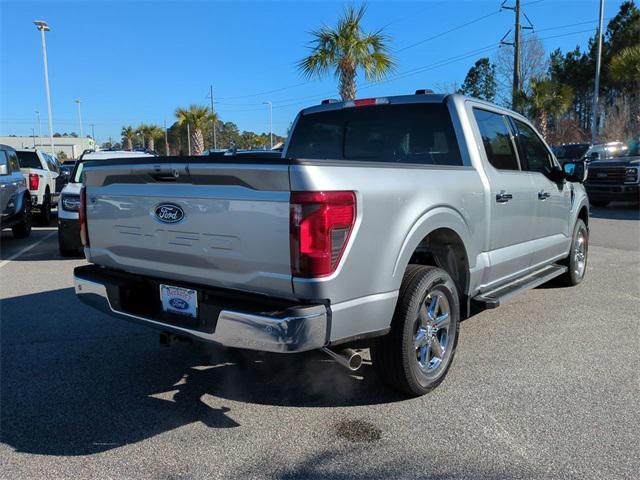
xmin=393 ymin=206 xmax=475 ymax=293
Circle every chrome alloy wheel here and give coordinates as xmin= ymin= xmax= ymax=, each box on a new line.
xmin=574 ymin=226 xmax=588 ymax=279
xmin=414 ymin=290 xmax=451 ymax=375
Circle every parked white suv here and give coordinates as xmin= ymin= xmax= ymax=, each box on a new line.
xmin=16 ymin=149 xmax=64 ymax=225
xmin=58 ymin=150 xmax=157 ymax=256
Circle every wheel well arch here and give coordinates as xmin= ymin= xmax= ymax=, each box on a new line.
xmin=578 ymin=204 xmax=589 ymax=227
xmin=406 ymin=227 xmax=470 ymax=296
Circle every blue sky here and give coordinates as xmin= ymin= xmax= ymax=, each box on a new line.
xmin=0 ymin=0 xmax=625 ymax=143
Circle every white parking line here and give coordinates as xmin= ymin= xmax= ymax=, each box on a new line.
xmin=0 ymin=232 xmax=56 ymax=269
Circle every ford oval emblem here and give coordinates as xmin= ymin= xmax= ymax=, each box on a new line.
xmin=154 ymin=203 xmax=184 ymax=223
xmin=169 ymin=298 xmax=189 ymax=310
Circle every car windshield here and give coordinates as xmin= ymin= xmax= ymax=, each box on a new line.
xmin=554 ymin=144 xmax=589 ymax=160
xmin=16 ymin=151 xmax=41 ymax=169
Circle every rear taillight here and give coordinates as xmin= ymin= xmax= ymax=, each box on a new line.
xmin=29 ymin=173 xmax=39 ymax=191
xmin=290 ymin=191 xmax=356 ymax=278
xmin=79 ymin=187 xmax=90 ymax=247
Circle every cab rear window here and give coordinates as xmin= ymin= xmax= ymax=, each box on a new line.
xmin=16 ymin=151 xmax=42 ymax=169
xmin=288 ymin=103 xmax=463 ymax=166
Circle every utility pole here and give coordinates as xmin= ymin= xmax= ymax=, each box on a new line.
xmin=591 ymin=0 xmax=605 ymax=144
xmin=35 ymin=111 xmax=42 ymax=146
xmin=164 ymin=120 xmax=170 ymax=156
xmin=34 ymin=20 xmax=55 ymax=155
xmin=500 ymin=0 xmax=528 ymax=111
xmin=513 ymin=0 xmax=521 ymax=111
xmin=207 ymin=85 xmax=217 ymax=149
xmin=75 ymin=99 xmax=84 ymax=151
xmin=187 ymin=124 xmax=192 ymax=155
xmin=263 ymin=101 xmax=273 ymax=149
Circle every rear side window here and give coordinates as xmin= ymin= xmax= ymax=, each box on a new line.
xmin=0 ymin=151 xmax=8 ymax=171
xmin=287 ymin=103 xmax=463 ymax=166
xmin=512 ymin=119 xmax=555 ymax=175
xmin=16 ymin=151 xmax=42 ymax=169
xmin=473 ymin=108 xmax=520 ymax=171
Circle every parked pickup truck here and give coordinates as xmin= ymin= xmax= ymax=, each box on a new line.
xmin=16 ymin=149 xmax=64 ymax=224
xmin=584 ymin=153 xmax=639 ymax=207
xmin=74 ymin=93 xmax=590 ymax=396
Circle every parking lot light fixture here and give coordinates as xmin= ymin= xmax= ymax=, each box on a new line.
xmin=33 ymin=20 xmax=55 ymax=156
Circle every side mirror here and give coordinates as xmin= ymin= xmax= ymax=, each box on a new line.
xmin=0 ymin=163 xmax=8 ymax=175
xmin=563 ymin=161 xmax=587 ymax=183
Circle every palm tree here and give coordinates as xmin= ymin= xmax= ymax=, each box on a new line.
xmin=297 ymin=4 xmax=395 ymax=101
xmin=528 ymin=79 xmax=572 ymax=139
xmin=145 ymin=125 xmax=164 ymax=152
xmin=175 ymin=105 xmax=216 ymax=155
xmin=135 ymin=124 xmax=147 ymax=149
xmin=121 ymin=126 xmax=135 ymax=150
xmin=610 ymin=45 xmax=640 ymax=132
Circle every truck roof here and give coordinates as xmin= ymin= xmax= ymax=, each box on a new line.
xmin=300 ymin=92 xmax=528 ymax=124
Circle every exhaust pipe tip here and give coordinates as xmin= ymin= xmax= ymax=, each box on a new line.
xmin=322 ymin=347 xmax=363 ymax=371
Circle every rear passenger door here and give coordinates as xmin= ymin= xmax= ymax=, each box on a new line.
xmin=471 ymin=108 xmax=537 ymax=286
xmin=510 ymin=118 xmax=571 ymax=267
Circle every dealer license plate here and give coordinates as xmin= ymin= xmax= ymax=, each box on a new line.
xmin=160 ymin=284 xmax=198 ymax=318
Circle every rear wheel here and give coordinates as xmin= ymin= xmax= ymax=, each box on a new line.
xmin=560 ymin=219 xmax=588 ymax=286
xmin=38 ymin=191 xmax=51 ymax=225
xmin=371 ymin=265 xmax=460 ymax=396
xmin=12 ymin=195 xmax=32 ymax=239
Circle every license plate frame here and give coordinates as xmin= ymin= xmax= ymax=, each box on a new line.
xmin=159 ymin=284 xmax=198 ymax=318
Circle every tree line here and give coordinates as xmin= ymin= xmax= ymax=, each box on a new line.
xmin=120 ymin=105 xmax=285 ymax=155
xmin=457 ymin=1 xmax=639 ymax=144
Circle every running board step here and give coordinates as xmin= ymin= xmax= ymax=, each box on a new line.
xmin=472 ymin=264 xmax=568 ymax=309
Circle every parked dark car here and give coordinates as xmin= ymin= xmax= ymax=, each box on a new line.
xmin=585 ymin=151 xmax=640 ymax=207
xmin=553 ymin=143 xmax=590 ymax=164
xmin=0 ymin=144 xmax=32 ymax=238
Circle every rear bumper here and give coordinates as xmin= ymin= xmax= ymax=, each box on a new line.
xmin=586 ymin=184 xmax=640 ymax=201
xmin=74 ymin=265 xmax=328 ymax=353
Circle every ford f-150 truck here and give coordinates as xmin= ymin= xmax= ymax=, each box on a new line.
xmin=16 ymin=149 xmax=63 ymax=224
xmin=584 ymin=153 xmax=639 ymax=207
xmin=74 ymin=93 xmax=590 ymax=396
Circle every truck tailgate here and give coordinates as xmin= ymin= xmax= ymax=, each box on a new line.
xmin=82 ymin=159 xmax=293 ymax=297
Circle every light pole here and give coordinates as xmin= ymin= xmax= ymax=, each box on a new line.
xmin=31 ymin=128 xmax=36 ymax=147
xmin=263 ymin=101 xmax=273 ymax=149
xmin=34 ymin=20 xmax=55 ymax=156
xmin=75 ymin=99 xmax=84 ymax=151
xmin=35 ymin=111 xmax=42 ymax=147
xmin=591 ymin=0 xmax=605 ymax=144
xmin=89 ymin=123 xmax=96 ymax=149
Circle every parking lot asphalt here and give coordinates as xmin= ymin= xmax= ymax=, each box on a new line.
xmin=1 ymin=204 xmax=639 ymax=480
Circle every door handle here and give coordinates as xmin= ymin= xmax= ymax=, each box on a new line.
xmin=538 ymin=191 xmax=551 ymax=200
xmin=496 ymin=191 xmax=513 ymax=203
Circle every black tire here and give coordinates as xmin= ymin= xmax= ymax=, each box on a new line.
xmin=559 ymin=219 xmax=588 ymax=286
xmin=371 ymin=265 xmax=460 ymax=396
xmin=589 ymin=199 xmax=609 ymax=207
xmin=12 ymin=195 xmax=32 ymax=239
xmin=37 ymin=190 xmax=52 ymax=225
xmin=58 ymin=228 xmax=81 ymax=257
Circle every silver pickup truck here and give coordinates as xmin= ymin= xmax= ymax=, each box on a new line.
xmin=74 ymin=93 xmax=590 ymax=396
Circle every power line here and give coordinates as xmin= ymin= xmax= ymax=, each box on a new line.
xmin=395 ymin=9 xmax=502 ymax=53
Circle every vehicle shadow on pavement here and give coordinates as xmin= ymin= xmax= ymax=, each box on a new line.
xmin=0 ymin=287 xmax=403 ymax=457
xmin=589 ymin=202 xmax=640 ymax=220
